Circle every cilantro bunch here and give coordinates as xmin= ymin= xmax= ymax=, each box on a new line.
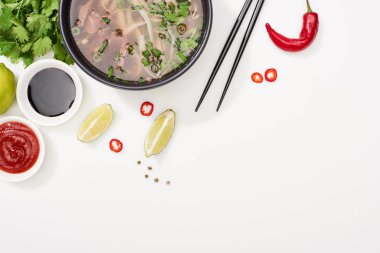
xmin=0 ymin=0 xmax=73 ymax=67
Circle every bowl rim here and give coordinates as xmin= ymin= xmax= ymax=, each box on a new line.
xmin=59 ymin=0 xmax=213 ymax=90
xmin=0 ymin=116 xmax=46 ymax=183
xmin=16 ymin=59 xmax=83 ymax=126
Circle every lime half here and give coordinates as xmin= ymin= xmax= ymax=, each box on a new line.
xmin=77 ymin=104 xmax=113 ymax=143
xmin=145 ymin=109 xmax=176 ymax=158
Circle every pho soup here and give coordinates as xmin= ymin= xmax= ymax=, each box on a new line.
xmin=71 ymin=0 xmax=204 ymax=83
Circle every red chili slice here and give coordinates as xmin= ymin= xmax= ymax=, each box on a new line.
xmin=251 ymin=72 xmax=264 ymax=83
xmin=265 ymin=68 xmax=278 ymax=82
xmin=109 ymin=139 xmax=123 ymax=153
xmin=140 ymin=101 xmax=154 ymax=116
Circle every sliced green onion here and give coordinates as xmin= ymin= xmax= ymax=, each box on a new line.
xmin=107 ymin=66 xmax=114 ymax=78
xmin=142 ymin=50 xmax=151 ymax=58
xmin=177 ymin=51 xmax=187 ymax=63
xmin=71 ymin=27 xmax=80 ymax=36
xmin=98 ymin=39 xmax=109 ymax=54
xmin=138 ymin=77 xmax=146 ymax=84
xmin=141 ymin=58 xmax=150 ymax=67
xmin=93 ymin=52 xmax=102 ymax=62
xmin=152 ymin=48 xmax=162 ymax=58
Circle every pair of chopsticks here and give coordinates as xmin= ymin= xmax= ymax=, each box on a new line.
xmin=195 ymin=0 xmax=266 ymax=112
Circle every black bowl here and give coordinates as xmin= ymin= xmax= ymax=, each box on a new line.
xmin=59 ymin=0 xmax=213 ymax=90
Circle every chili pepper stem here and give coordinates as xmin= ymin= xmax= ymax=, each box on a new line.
xmin=306 ymin=0 xmax=313 ymax=13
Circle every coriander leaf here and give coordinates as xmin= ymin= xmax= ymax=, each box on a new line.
xmin=21 ymin=52 xmax=34 ymax=66
xmin=12 ymin=26 xmax=29 ymax=43
xmin=53 ymin=40 xmax=74 ymax=64
xmin=52 ymin=42 xmax=67 ymax=61
xmin=31 ymin=0 xmax=42 ymax=14
xmin=27 ymin=15 xmax=52 ymax=36
xmin=0 ymin=41 xmax=15 ymax=55
xmin=8 ymin=47 xmax=21 ymax=64
xmin=0 ymin=7 xmax=14 ymax=30
xmin=21 ymin=42 xmax=33 ymax=52
xmin=164 ymin=12 xmax=178 ymax=23
xmin=64 ymin=54 xmax=74 ymax=65
xmin=41 ymin=0 xmax=59 ymax=16
xmin=32 ymin=36 xmax=52 ymax=56
xmin=26 ymin=15 xmax=44 ymax=31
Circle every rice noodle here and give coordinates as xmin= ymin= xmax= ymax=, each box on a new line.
xmin=167 ymin=28 xmax=177 ymax=62
xmin=123 ymin=21 xmax=146 ymax=35
xmin=100 ymin=0 xmax=117 ymax=13
xmin=139 ymin=9 xmax=155 ymax=45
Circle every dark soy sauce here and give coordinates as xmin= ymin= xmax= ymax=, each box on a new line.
xmin=28 ymin=68 xmax=76 ymax=117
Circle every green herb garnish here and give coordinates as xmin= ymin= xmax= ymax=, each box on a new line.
xmin=142 ymin=50 xmax=151 ymax=58
xmin=138 ymin=77 xmax=146 ymax=83
xmin=127 ymin=44 xmax=134 ymax=55
xmin=114 ymin=52 xmax=121 ymax=61
xmin=107 ymin=66 xmax=114 ymax=78
xmin=98 ymin=40 xmax=109 ymax=53
xmin=177 ymin=51 xmax=187 ymax=62
xmin=102 ymin=17 xmax=111 ymax=25
xmin=180 ymin=37 xmax=198 ymax=52
xmin=0 ymin=0 xmax=73 ymax=66
xmin=148 ymin=0 xmax=191 ymax=25
xmin=141 ymin=58 xmax=150 ymax=67
xmin=140 ymin=42 xmax=163 ymax=72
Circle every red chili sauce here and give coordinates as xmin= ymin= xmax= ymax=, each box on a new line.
xmin=0 ymin=121 xmax=40 ymax=174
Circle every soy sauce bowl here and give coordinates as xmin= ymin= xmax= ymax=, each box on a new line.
xmin=17 ymin=59 xmax=83 ymax=126
xmin=59 ymin=0 xmax=213 ymax=90
xmin=0 ymin=116 xmax=45 ymax=183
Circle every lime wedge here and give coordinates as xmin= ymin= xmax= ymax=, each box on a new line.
xmin=77 ymin=104 xmax=113 ymax=143
xmin=145 ymin=109 xmax=176 ymax=158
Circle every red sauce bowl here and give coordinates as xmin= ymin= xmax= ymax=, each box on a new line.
xmin=0 ymin=116 xmax=45 ymax=182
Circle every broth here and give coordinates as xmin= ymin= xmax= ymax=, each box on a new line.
xmin=70 ymin=0 xmax=204 ymax=83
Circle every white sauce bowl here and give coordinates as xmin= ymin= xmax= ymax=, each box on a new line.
xmin=0 ymin=116 xmax=45 ymax=182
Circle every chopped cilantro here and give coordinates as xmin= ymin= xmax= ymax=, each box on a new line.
xmin=107 ymin=66 xmax=114 ymax=78
xmin=102 ymin=17 xmax=111 ymax=25
xmin=177 ymin=51 xmax=187 ymax=62
xmin=114 ymin=52 xmax=122 ymax=61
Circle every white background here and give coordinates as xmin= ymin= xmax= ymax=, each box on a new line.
xmin=1 ymin=0 xmax=380 ymax=252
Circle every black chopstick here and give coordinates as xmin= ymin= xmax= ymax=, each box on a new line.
xmin=216 ymin=0 xmax=265 ymax=112
xmin=195 ymin=0 xmax=254 ymax=112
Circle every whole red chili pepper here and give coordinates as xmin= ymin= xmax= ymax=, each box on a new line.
xmin=265 ymin=0 xmax=319 ymax=52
